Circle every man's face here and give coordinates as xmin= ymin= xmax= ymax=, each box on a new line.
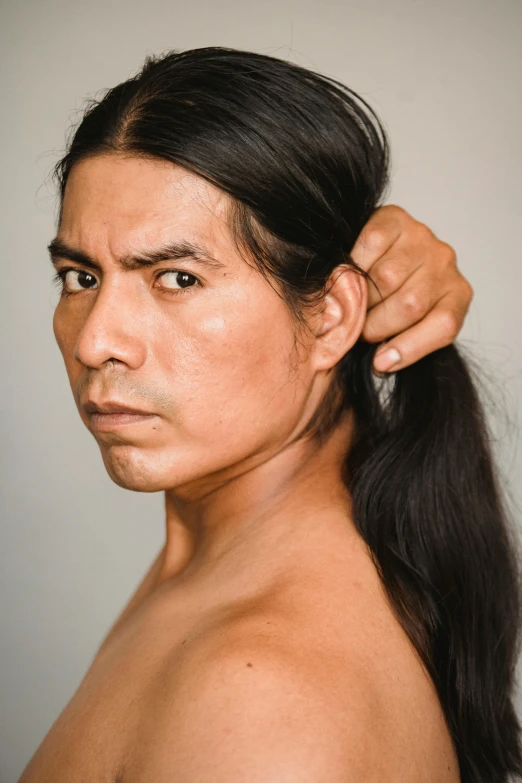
xmin=52 ymin=154 xmax=318 ymax=497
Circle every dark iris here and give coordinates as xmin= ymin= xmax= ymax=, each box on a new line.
xmin=78 ymin=271 xmax=97 ymax=289
xmin=176 ymin=272 xmax=196 ymax=288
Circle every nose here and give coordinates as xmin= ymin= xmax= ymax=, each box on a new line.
xmin=73 ymin=277 xmax=149 ymax=370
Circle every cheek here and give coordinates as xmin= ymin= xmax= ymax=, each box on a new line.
xmin=52 ymin=305 xmax=85 ymax=396
xmin=155 ymin=306 xmax=303 ymax=437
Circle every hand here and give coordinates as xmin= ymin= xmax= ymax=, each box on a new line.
xmin=351 ymin=205 xmax=473 ymax=374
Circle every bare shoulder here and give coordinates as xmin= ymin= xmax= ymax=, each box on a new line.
xmin=128 ymin=605 xmax=459 ymax=783
xmin=131 ymin=632 xmax=386 ymax=783
xmin=122 ymin=538 xmax=460 ymax=782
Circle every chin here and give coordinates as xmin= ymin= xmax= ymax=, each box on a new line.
xmin=99 ymin=448 xmax=181 ymax=493
xmin=108 ymin=470 xmax=166 ymax=493
xmin=101 ymin=444 xmax=204 ymax=492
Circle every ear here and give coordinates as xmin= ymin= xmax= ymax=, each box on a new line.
xmin=310 ymin=265 xmax=368 ymax=372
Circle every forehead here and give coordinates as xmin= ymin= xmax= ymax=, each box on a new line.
xmin=60 ymin=153 xmax=235 ymax=259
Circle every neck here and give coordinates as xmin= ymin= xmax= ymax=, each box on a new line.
xmin=156 ymin=409 xmax=358 ymax=590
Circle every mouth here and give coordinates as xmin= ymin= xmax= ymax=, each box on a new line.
xmin=84 ymin=400 xmax=159 ymax=431
xmin=84 ymin=400 xmax=155 ymax=415
xmin=90 ymin=411 xmax=158 ymax=431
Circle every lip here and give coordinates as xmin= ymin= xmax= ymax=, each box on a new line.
xmin=90 ymin=411 xmax=158 ymax=431
xmin=83 ymin=399 xmax=158 ymax=431
xmin=84 ymin=400 xmax=154 ymax=415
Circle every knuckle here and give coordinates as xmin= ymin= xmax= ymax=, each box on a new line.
xmin=462 ymin=277 xmax=474 ymax=301
xmin=402 ymin=290 xmax=427 ymax=319
xmin=443 ymin=241 xmax=457 ymax=262
xmin=387 ymin=204 xmax=412 ymax=235
xmin=373 ymin=263 xmax=402 ymax=290
xmin=364 ymin=227 xmax=388 ymax=254
xmin=439 ymin=241 xmax=457 ymax=268
xmin=415 ymin=221 xmax=434 ymax=243
xmin=436 ymin=309 xmax=459 ymax=341
xmin=384 ymin=204 xmax=407 ymax=220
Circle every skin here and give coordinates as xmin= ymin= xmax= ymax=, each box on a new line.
xmin=18 ymin=153 xmax=467 ymax=782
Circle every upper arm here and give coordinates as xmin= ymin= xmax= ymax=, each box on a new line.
xmin=139 ymin=646 xmax=374 ymax=783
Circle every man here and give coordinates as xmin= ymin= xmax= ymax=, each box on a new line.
xmin=18 ymin=86 xmax=472 ymax=783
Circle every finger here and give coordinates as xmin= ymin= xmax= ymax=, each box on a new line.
xmin=350 ymin=207 xmax=403 ymax=273
xmin=362 ymin=267 xmax=443 ymax=344
xmin=365 ymin=252 xmax=424 ymax=310
xmin=371 ymin=291 xmax=468 ymax=374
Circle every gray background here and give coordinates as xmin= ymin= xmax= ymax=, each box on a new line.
xmin=1 ymin=0 xmax=521 ymax=780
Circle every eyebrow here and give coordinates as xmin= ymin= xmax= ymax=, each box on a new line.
xmin=47 ymin=238 xmax=227 ymax=273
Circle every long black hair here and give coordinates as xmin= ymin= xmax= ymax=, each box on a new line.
xmin=51 ymin=46 xmax=522 ymax=782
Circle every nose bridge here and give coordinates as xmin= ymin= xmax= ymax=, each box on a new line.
xmin=74 ymin=274 xmax=147 ymax=369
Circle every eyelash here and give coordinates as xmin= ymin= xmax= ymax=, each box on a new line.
xmin=52 ymin=268 xmax=202 ymax=298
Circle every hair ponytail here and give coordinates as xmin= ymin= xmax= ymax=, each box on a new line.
xmin=340 ymin=338 xmax=522 ymax=781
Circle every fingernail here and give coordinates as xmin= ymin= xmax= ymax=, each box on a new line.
xmin=374 ymin=347 xmax=401 ymax=372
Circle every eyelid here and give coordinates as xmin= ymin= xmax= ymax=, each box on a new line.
xmin=57 ymin=266 xmax=99 ymax=285
xmin=53 ymin=266 xmax=99 ymax=286
xmin=156 ymin=268 xmax=202 ymax=285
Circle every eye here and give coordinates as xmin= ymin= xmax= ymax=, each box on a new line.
xmin=57 ymin=268 xmax=98 ymax=292
xmin=156 ymin=270 xmax=200 ymax=293
xmin=52 ymin=267 xmax=201 ymax=298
